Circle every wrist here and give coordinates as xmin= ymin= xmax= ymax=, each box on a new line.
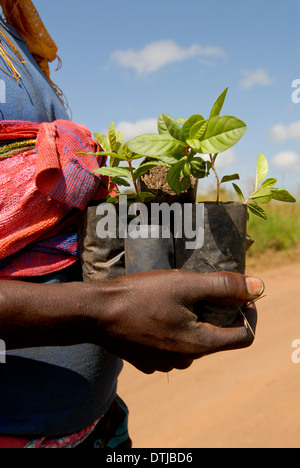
xmin=81 ymin=279 xmax=126 ymax=346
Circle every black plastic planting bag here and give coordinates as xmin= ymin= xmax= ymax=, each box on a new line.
xmin=175 ymin=202 xmax=247 ymax=273
xmin=175 ymin=202 xmax=248 ymax=326
xmin=77 ymin=202 xmax=175 ymax=281
xmin=77 ymin=200 xmax=248 ymax=327
xmin=125 ymin=225 xmax=175 ymax=274
xmin=77 ymin=202 xmax=126 ymax=282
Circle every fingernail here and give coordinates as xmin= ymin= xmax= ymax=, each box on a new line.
xmin=246 ymin=277 xmax=265 ymax=297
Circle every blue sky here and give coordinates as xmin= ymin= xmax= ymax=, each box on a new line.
xmin=35 ymin=0 xmax=300 ymax=196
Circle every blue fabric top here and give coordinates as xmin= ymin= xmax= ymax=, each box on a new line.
xmin=0 ymin=16 xmax=69 ymax=123
xmin=2 ymin=265 xmax=123 ymax=437
xmin=0 ymin=17 xmax=123 ymax=437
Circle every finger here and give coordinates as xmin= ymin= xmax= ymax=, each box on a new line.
xmin=174 ymin=358 xmax=194 ymax=370
xmin=239 ymin=301 xmax=258 ymax=337
xmin=130 ymin=361 xmax=156 ymax=374
xmin=130 ymin=355 xmax=194 ymax=374
xmin=187 ymin=302 xmax=257 ymax=357
xmin=179 ymin=271 xmax=264 ymax=307
xmin=205 ymin=302 xmax=257 ymax=352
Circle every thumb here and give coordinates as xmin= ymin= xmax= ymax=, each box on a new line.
xmin=180 ymin=271 xmax=265 ymax=306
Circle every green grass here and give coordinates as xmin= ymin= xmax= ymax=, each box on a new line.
xmin=247 ymin=201 xmax=300 ymax=256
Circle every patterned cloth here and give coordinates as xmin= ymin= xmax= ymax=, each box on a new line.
xmin=25 ymin=419 xmax=101 ymax=449
xmin=0 ymin=119 xmax=108 ymax=278
xmin=0 ymin=395 xmax=131 ymax=449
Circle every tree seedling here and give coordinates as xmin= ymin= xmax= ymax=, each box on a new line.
xmin=232 ymin=152 xmax=296 ymax=220
xmin=82 ymin=88 xmax=296 ymax=218
xmin=90 ymin=122 xmax=165 ymax=203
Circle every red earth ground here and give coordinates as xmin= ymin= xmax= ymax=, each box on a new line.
xmin=118 ymin=259 xmax=300 ymax=448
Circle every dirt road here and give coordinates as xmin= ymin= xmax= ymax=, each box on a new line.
xmin=117 ymin=261 xmax=300 ymax=448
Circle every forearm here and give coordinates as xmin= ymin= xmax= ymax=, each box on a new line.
xmin=0 ymin=270 xmax=262 ymax=374
xmin=0 ymin=280 xmax=103 ymax=349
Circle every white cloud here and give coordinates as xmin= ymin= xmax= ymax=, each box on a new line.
xmin=215 ymin=149 xmax=236 ymax=168
xmin=272 ymin=151 xmax=299 ymax=168
xmin=115 ymin=118 xmax=158 ymax=140
xmin=202 ymin=149 xmax=236 ymax=167
xmin=269 ymin=121 xmax=300 ymax=142
xmin=111 ymin=40 xmax=225 ymax=76
xmin=239 ymin=68 xmax=275 ymax=89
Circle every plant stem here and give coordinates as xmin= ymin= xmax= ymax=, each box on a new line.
xmin=128 ymin=160 xmax=139 ymax=196
xmin=244 ymin=188 xmax=259 ymax=205
xmin=128 ymin=159 xmax=148 ymax=225
xmin=210 ymin=154 xmax=220 ymax=204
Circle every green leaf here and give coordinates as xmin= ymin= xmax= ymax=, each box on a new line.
xmin=180 ymin=177 xmax=192 ymax=192
xmin=133 ymin=163 xmax=156 ymax=180
xmin=261 ymin=178 xmax=277 ymax=188
xmin=127 ymin=133 xmax=186 ymax=157
xmin=190 ymin=158 xmax=207 ymax=179
xmin=182 ymin=161 xmax=191 ymax=178
xmin=166 ymin=162 xmax=185 ymax=195
xmin=251 ymin=187 xmax=272 ymax=198
xmin=247 ymin=203 xmax=268 ymax=220
xmin=118 ymin=143 xmax=142 ymax=161
xmin=93 ymin=166 xmax=132 ymax=180
xmin=206 ymin=160 xmax=212 ymax=172
xmin=110 ymin=157 xmax=120 ymax=168
xmin=271 ymin=189 xmax=296 ymax=203
xmin=186 ymin=138 xmax=202 ymax=152
xmin=209 ymin=87 xmax=228 ymax=118
xmin=133 ymin=160 xmax=166 ymax=179
xmin=94 ymin=133 xmax=111 ymax=152
xmin=95 ymin=151 xmax=129 ymax=161
xmin=232 ymin=183 xmax=245 ymax=202
xmin=256 ymin=153 xmax=269 ymax=188
xmin=130 ymin=154 xmax=144 ymax=161
xmin=251 ymin=187 xmax=273 ymax=204
xmin=189 ymin=120 xmax=207 ymax=139
xmin=220 ymin=173 xmax=240 ymax=184
xmin=154 ymin=154 xmax=181 ymax=165
xmin=111 ymin=176 xmax=131 ymax=187
xmin=126 ymin=193 xmax=140 ymax=199
xmin=116 ymin=131 xmax=124 ymax=146
xmin=197 ymin=115 xmax=247 ymax=154
xmin=182 ymin=114 xmax=205 ymax=141
xmin=136 ymin=192 xmax=156 ymax=203
xmin=176 ymin=118 xmax=187 ymax=125
xmin=158 ymin=113 xmax=185 ymax=142
xmin=108 ymin=122 xmax=117 ymax=152
xmin=106 ymin=195 xmax=120 ymax=203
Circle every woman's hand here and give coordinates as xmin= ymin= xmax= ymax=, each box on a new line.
xmin=91 ymin=270 xmax=263 ymax=373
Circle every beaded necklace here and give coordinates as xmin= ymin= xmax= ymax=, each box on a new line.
xmin=0 ymin=139 xmax=36 ymax=159
xmin=0 ymin=23 xmax=26 ymax=83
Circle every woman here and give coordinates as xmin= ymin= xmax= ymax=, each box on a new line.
xmin=0 ymin=0 xmax=129 ymax=448
xmin=0 ymin=0 xmax=262 ymax=449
